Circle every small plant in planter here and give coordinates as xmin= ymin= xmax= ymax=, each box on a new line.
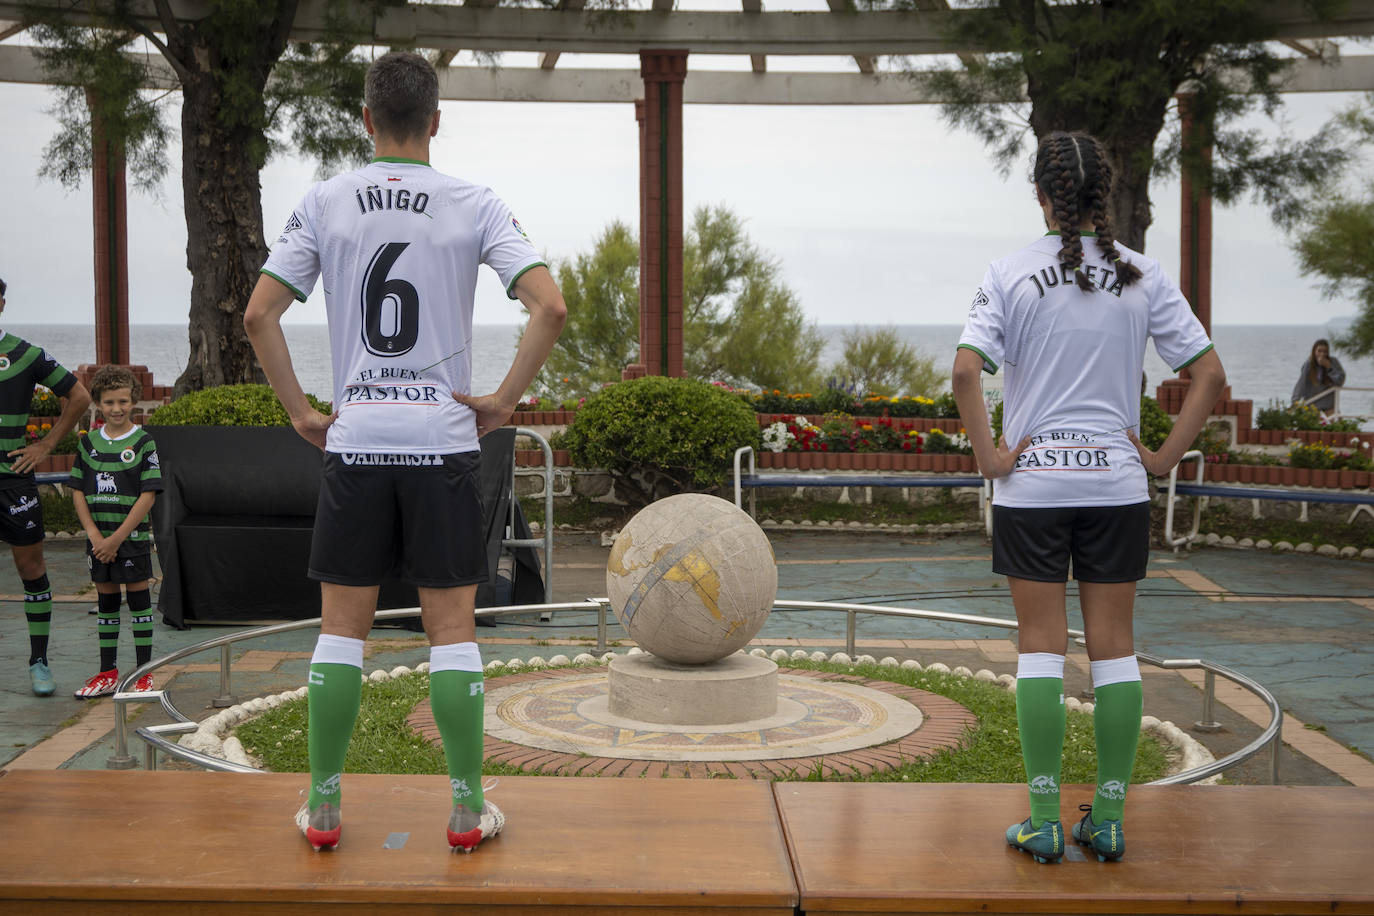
xmin=29 ymin=386 xmax=62 ymax=417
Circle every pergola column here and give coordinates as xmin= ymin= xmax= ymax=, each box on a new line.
xmin=1177 ymin=92 xmax=1213 ymax=337
xmin=634 ymin=49 xmax=687 ymax=379
xmin=87 ymin=88 xmax=129 ymax=366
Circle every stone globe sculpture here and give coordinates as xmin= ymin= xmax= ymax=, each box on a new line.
xmin=606 ymin=493 xmax=778 ymax=665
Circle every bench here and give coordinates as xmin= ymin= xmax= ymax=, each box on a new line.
xmin=732 ymin=446 xmax=992 ymax=535
xmin=1163 ymin=448 xmax=1374 ymax=550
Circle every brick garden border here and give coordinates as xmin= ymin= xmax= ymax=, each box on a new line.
xmin=407 ymin=667 xmax=976 ymax=780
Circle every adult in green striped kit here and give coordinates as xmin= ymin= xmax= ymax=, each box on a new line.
xmin=0 ymin=277 xmax=92 ymax=697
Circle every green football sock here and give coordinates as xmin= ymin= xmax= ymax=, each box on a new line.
xmin=1017 ymin=676 xmax=1066 ymax=827
xmin=307 ymin=662 xmax=361 ymax=811
xmin=23 ymin=575 xmax=52 ymax=666
xmin=1091 ymin=679 xmax=1142 ymax=823
xmin=430 ymin=669 xmax=485 ymax=813
xmin=128 ymin=588 xmax=154 ymax=667
xmin=97 ymin=592 xmax=122 ymax=673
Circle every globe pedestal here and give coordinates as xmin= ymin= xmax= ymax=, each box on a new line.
xmin=608 ymin=654 xmax=778 ymax=726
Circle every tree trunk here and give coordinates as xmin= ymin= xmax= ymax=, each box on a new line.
xmin=1104 ymin=141 xmax=1155 ymax=254
xmin=173 ymin=67 xmax=270 ymax=397
xmin=1026 ymin=71 xmax=1170 ymax=255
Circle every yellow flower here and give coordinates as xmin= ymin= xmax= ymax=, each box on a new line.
xmin=25 ymin=424 xmax=36 ymax=433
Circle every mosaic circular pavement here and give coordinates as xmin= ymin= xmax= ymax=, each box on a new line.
xmin=408 ymin=668 xmax=978 ymax=779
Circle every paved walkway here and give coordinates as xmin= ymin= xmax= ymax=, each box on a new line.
xmin=2 ymin=531 xmax=1371 ymax=786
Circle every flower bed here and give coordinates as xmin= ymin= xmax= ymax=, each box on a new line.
xmin=1190 ymin=462 xmax=1372 ymax=488
xmin=1239 ymin=428 xmax=1364 ymax=448
xmin=754 ymin=451 xmax=977 ymax=472
xmin=515 ymin=449 xmax=572 ymax=467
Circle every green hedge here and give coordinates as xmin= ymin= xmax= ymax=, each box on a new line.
xmin=148 ymin=384 xmax=331 ymax=427
xmin=563 ymin=376 xmax=760 ymax=505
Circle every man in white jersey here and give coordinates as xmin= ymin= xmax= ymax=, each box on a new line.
xmin=244 ymin=51 xmax=566 ymax=853
xmin=952 ymin=131 xmax=1224 ymax=866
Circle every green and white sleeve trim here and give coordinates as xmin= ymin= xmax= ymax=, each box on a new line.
xmin=1172 ymin=343 xmax=1214 ymax=373
xmin=957 ymin=343 xmax=999 ymax=375
xmin=260 ymin=269 xmax=308 ymax=303
xmin=506 ymin=261 xmax=547 ymax=299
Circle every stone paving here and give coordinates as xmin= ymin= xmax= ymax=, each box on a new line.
xmin=408 ymin=667 xmax=975 ymax=778
xmin=1 ymin=530 xmax=1371 ymax=787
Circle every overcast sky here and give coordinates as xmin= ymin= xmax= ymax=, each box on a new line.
xmin=0 ymin=49 xmax=1365 ymax=329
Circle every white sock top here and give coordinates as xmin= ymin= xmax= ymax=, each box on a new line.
xmin=1089 ymin=655 xmax=1141 ymax=688
xmin=431 ymin=641 xmax=483 ymax=674
xmin=311 ymin=634 xmax=365 ymax=669
xmin=1016 ymin=652 xmax=1066 ymax=680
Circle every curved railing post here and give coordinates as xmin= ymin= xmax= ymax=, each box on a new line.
xmin=1195 ymin=669 xmax=1223 ymax=732
xmin=213 ymin=644 xmax=236 ymax=707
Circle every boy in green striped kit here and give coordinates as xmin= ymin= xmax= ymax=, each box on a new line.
xmin=0 ymin=277 xmax=92 ymax=697
xmin=69 ymin=365 xmax=163 ymax=698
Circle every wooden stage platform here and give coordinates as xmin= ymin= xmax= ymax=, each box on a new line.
xmin=0 ymin=771 xmax=1370 ymax=914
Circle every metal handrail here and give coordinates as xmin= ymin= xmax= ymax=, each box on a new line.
xmin=1295 ymin=384 xmax=1374 ymax=422
xmin=115 ymin=597 xmax=1285 ymax=785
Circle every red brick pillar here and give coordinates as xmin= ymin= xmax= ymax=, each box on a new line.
xmin=88 ymin=89 xmax=130 ymax=367
xmin=636 ymin=50 xmax=688 ymax=378
xmin=1178 ymin=93 xmax=1212 ymax=338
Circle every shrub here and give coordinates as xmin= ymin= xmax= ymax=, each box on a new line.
xmin=562 ymin=376 xmax=760 ymax=506
xmin=48 ymin=430 xmax=81 ymax=455
xmin=1139 ymin=396 xmax=1172 ymax=451
xmin=148 ymin=384 xmax=331 ymax=427
xmin=37 ymin=487 xmax=80 ymax=534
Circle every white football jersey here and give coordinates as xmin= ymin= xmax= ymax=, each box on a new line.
xmin=958 ymin=233 xmax=1212 ymax=508
xmin=261 ymin=158 xmax=544 ymax=454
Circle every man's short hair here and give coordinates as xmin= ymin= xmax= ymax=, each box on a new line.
xmin=365 ymin=51 xmax=439 ymax=142
xmin=90 ymin=364 xmax=141 ymax=403
xmin=0 ymin=277 xmax=7 ymax=298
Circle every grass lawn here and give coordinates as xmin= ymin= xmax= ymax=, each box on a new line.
xmin=235 ymin=658 xmax=1169 ymax=785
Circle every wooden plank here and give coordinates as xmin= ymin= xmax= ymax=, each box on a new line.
xmin=774 ymin=782 xmax=1374 ymax=915
xmin=0 ymin=771 xmax=796 ymax=913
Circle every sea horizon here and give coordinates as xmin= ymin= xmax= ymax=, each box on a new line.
xmin=6 ymin=321 xmax=1372 ymax=423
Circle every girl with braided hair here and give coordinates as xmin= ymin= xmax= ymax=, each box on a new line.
xmin=952 ymin=130 xmax=1226 ymax=864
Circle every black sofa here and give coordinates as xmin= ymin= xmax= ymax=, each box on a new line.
xmin=149 ymin=426 xmax=540 ymax=628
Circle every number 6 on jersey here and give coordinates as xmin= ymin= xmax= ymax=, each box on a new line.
xmin=362 ymin=242 xmax=419 ymax=356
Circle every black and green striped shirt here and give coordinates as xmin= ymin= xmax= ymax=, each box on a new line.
xmin=0 ymin=332 xmax=78 ymax=484
xmin=69 ymin=427 xmax=163 ymax=542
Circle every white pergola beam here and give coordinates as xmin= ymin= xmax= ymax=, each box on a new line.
xmin=3 ymin=0 xmax=1373 ymax=58
xmin=4 ymin=43 xmax=1370 ymax=103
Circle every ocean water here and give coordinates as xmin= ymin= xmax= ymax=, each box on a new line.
xmin=6 ymin=322 xmax=1373 ymax=424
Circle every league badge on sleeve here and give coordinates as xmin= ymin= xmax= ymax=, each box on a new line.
xmin=970 ymin=288 xmax=989 ymax=316
xmin=511 ymin=217 xmax=530 ymax=241
xmin=276 ymin=212 xmax=303 ymax=244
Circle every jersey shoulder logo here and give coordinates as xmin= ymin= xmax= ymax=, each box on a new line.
xmin=276 ymin=212 xmax=302 ymax=244
xmin=970 ymin=288 xmax=989 ymax=316
xmin=511 ymin=216 xmax=530 ymax=240
xmin=0 ymin=355 xmax=9 ymax=371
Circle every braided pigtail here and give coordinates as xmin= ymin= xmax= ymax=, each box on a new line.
xmin=1082 ymin=137 xmax=1143 ymax=287
xmin=1038 ymin=134 xmax=1094 ymax=292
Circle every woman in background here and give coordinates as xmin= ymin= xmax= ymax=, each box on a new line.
xmin=1291 ymin=339 xmax=1345 ymax=413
